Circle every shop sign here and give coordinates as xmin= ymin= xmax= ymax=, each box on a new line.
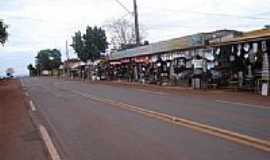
xmin=134 ymin=56 xmax=149 ymax=63
xmin=110 ymin=61 xmax=121 ymax=65
xmin=121 ymin=59 xmax=130 ymax=63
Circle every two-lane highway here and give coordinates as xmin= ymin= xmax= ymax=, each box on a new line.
xmin=22 ymin=77 xmax=270 ymax=160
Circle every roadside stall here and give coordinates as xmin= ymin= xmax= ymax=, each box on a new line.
xmin=213 ymin=33 xmax=270 ymax=95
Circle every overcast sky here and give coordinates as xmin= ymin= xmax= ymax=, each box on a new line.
xmin=1 ymin=0 xmax=270 ymax=76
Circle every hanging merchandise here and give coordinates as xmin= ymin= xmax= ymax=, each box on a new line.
xmin=192 ymin=59 xmax=203 ymax=69
xmin=231 ymin=45 xmax=235 ymax=53
xmin=178 ymin=59 xmax=185 ymax=67
xmin=249 ymin=53 xmax=256 ymax=64
xmin=247 ymin=65 xmax=253 ymax=78
xmin=237 ymin=44 xmax=242 ymax=57
xmin=243 ymin=43 xmax=250 ymax=52
xmin=252 ymin=42 xmax=258 ymax=54
xmin=205 ymin=51 xmax=215 ymax=61
xmin=198 ymin=49 xmax=204 ymax=57
xmin=244 ymin=53 xmax=249 ymax=59
xmin=215 ymin=48 xmax=221 ymax=56
xmin=262 ymin=52 xmax=269 ymax=81
xmin=248 ymin=48 xmax=256 ymax=64
xmin=167 ymin=62 xmax=171 ymax=67
xmin=229 ymin=55 xmax=235 ymax=62
xmin=262 ymin=41 xmax=267 ymax=52
xmin=186 ymin=60 xmax=192 ymax=68
xmin=151 ymin=55 xmax=158 ymax=63
xmin=207 ymin=62 xmax=215 ymax=70
xmin=255 ymin=56 xmax=258 ymax=62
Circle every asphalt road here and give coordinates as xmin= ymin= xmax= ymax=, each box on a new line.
xmin=22 ymin=77 xmax=270 ymax=160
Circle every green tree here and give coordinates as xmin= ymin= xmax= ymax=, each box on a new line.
xmin=50 ymin=49 xmax=62 ymax=69
xmin=71 ymin=26 xmax=108 ymax=62
xmin=0 ymin=19 xmax=8 ymax=45
xmin=27 ymin=64 xmax=36 ymax=76
xmin=71 ymin=31 xmax=84 ymax=60
xmin=35 ymin=49 xmax=62 ymax=71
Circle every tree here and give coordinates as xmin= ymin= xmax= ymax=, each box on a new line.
xmin=35 ymin=49 xmax=62 ymax=72
xmin=104 ymin=18 xmax=147 ymax=50
xmin=0 ymin=19 xmax=8 ymax=45
xmin=27 ymin=64 xmax=36 ymax=76
xmin=71 ymin=26 xmax=108 ymax=62
xmin=71 ymin=31 xmax=84 ymax=60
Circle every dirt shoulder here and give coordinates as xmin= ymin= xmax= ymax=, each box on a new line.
xmin=0 ymin=79 xmax=48 ymax=160
xmin=89 ymin=80 xmax=270 ymax=107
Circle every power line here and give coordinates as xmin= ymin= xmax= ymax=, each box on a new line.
xmin=113 ymin=0 xmax=133 ymax=14
xmin=143 ymin=7 xmax=270 ymax=21
xmin=149 ymin=23 xmax=264 ymax=30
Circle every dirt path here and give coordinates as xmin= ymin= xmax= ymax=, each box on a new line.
xmin=0 ymin=79 xmax=48 ymax=160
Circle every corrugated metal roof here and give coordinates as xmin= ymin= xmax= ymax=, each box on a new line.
xmin=213 ymin=28 xmax=270 ymax=46
xmin=110 ymin=34 xmax=205 ymax=60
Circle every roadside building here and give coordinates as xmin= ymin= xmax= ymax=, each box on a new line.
xmin=211 ymin=28 xmax=270 ymax=95
xmin=99 ymin=28 xmax=270 ymax=95
xmin=108 ymin=30 xmax=240 ymax=88
xmin=63 ymin=58 xmax=81 ymax=79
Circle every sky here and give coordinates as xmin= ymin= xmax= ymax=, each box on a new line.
xmin=1 ymin=0 xmax=270 ymax=76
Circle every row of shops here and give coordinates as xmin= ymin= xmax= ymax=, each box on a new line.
xmin=105 ymin=29 xmax=270 ymax=95
xmin=63 ymin=28 xmax=270 ymax=96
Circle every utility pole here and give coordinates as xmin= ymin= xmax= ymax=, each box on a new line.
xmin=65 ymin=40 xmax=70 ymax=60
xmin=65 ymin=40 xmax=70 ymax=79
xmin=133 ymin=0 xmax=140 ymax=46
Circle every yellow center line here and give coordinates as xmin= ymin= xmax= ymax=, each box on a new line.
xmin=72 ymin=90 xmax=270 ymax=152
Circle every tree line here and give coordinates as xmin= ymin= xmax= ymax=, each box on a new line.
xmin=28 ymin=18 xmax=148 ymax=76
xmin=0 ymin=19 xmax=8 ymax=45
xmin=28 ymin=26 xmax=109 ymax=76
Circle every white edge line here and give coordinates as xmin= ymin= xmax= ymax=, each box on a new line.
xmin=20 ymin=79 xmax=24 ymax=87
xmin=29 ymin=100 xmax=37 ymax=111
xmin=39 ymin=125 xmax=61 ymax=160
xmin=25 ymin=92 xmax=29 ymax=97
xmin=216 ymin=100 xmax=269 ymax=110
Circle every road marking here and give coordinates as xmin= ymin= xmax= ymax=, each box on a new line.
xmin=72 ymin=90 xmax=270 ymax=152
xmin=25 ymin=92 xmax=29 ymax=97
xmin=29 ymin=100 xmax=37 ymax=111
xmin=135 ymin=88 xmax=168 ymax=96
xmin=20 ymin=79 xmax=24 ymax=87
xmin=216 ymin=100 xmax=270 ymax=110
xmin=39 ymin=125 xmax=61 ymax=160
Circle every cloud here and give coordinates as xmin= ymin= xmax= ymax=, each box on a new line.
xmin=1 ymin=0 xmax=270 ymax=75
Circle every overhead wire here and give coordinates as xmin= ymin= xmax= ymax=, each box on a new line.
xmin=113 ymin=0 xmax=133 ymax=15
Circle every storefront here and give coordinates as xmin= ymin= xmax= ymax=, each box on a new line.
xmin=212 ymin=37 xmax=270 ymax=95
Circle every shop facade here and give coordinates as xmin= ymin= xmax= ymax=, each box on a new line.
xmin=105 ymin=29 xmax=270 ymax=95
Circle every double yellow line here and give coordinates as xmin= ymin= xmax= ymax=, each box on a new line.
xmin=73 ymin=91 xmax=270 ymax=152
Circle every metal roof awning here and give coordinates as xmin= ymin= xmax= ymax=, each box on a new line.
xmin=211 ymin=29 xmax=270 ymax=46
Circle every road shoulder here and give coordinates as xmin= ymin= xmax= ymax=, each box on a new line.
xmin=0 ymin=79 xmax=48 ymax=160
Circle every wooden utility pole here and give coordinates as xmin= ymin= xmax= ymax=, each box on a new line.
xmin=65 ymin=40 xmax=70 ymax=60
xmin=65 ymin=40 xmax=70 ymax=79
xmin=133 ymin=0 xmax=140 ymax=46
